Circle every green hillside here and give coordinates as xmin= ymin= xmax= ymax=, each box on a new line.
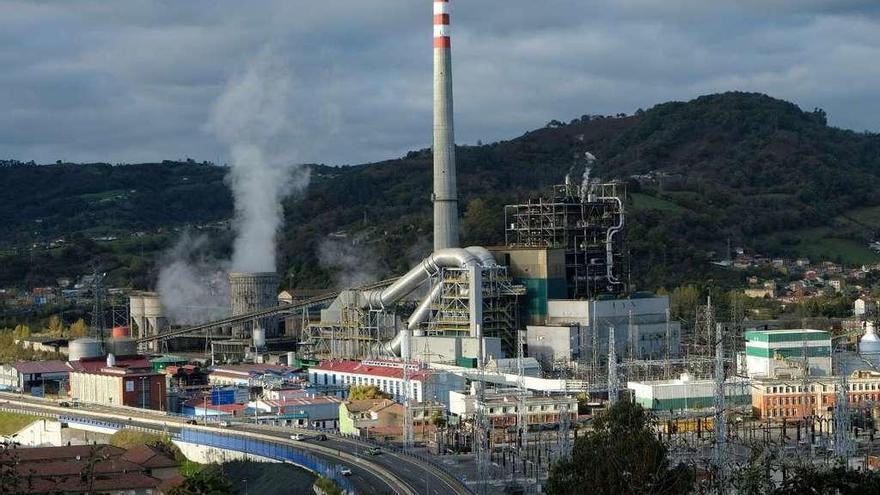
xmin=1 ymin=92 xmax=879 ymax=292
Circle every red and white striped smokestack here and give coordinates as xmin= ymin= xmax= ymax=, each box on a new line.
xmin=432 ymin=0 xmax=459 ymax=250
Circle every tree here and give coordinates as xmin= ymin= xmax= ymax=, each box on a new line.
xmin=546 ymin=401 xmax=693 ymax=495
xmin=168 ymin=465 xmax=232 ymax=495
xmin=68 ymin=318 xmax=88 ymax=338
xmin=348 ymin=384 xmax=390 ymax=400
xmin=46 ymin=315 xmax=65 ymax=337
xmin=670 ymin=285 xmax=700 ymax=322
xmin=430 ymin=410 xmax=447 ymax=428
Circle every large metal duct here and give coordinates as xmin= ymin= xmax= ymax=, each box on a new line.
xmin=432 ymin=0 xmax=459 ymax=251
xmin=364 ymin=248 xmax=479 ymax=308
xmin=371 ymin=247 xmax=486 ymax=356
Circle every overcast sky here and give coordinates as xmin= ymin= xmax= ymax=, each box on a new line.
xmin=1 ymin=0 xmax=878 ymax=166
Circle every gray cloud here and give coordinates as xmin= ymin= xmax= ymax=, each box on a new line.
xmin=0 ymin=0 xmax=877 ymax=166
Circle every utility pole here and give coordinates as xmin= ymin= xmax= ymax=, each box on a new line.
xmin=665 ymin=307 xmax=672 ymax=378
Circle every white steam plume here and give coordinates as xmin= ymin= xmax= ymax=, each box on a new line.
xmin=207 ymin=47 xmax=309 ymax=273
xmin=156 ymin=233 xmax=230 ymax=325
xmin=318 ymin=234 xmax=387 ymax=289
xmin=156 ymin=47 xmax=309 ymax=324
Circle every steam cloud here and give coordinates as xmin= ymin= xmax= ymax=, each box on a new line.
xmin=208 ymin=47 xmax=309 ymax=273
xmin=156 ymin=47 xmax=309 ymax=324
xmin=156 ymin=233 xmax=230 ymax=325
xmin=318 ymin=234 xmax=386 ymax=289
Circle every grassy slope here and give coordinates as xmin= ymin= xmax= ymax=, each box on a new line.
xmin=0 ymin=411 xmax=47 ymax=435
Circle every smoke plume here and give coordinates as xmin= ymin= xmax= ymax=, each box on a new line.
xmin=207 ymin=47 xmax=309 ymax=273
xmin=155 ymin=47 xmax=309 ymax=324
xmin=156 ymin=233 xmax=230 ymax=325
xmin=318 ymin=234 xmax=387 ymax=289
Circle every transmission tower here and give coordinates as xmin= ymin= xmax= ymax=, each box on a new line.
xmin=608 ymin=325 xmax=618 ymax=405
xmin=475 ymin=324 xmax=489 ymax=495
xmin=89 ymin=270 xmax=107 ymax=344
xmin=713 ymin=320 xmax=727 ymax=489
xmin=833 ymin=373 xmax=852 ymax=460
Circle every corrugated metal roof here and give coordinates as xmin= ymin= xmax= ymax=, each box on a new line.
xmin=9 ymin=360 xmax=70 ymax=375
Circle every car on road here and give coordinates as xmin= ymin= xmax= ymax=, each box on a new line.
xmin=363 ymin=447 xmax=381 ymax=456
xmin=315 ymin=434 xmax=327 ymax=441
xmin=340 ymin=467 xmax=352 ymax=476
xmin=59 ymin=401 xmax=70 ymax=408
xmin=185 ymin=419 xmax=198 ymax=425
xmin=290 ymin=433 xmax=306 ymax=441
xmin=217 ymin=421 xmax=230 ymax=427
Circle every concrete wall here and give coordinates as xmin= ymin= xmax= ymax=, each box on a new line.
xmin=527 ymin=325 xmax=581 ymax=365
xmin=174 ymin=440 xmax=279 ymax=464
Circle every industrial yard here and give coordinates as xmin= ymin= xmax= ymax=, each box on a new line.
xmin=2 ymin=1 xmax=880 ymax=495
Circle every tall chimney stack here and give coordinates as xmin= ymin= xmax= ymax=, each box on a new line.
xmin=432 ymin=0 xmax=459 ymax=250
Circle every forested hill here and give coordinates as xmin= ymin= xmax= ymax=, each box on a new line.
xmin=2 ymin=92 xmax=880 ymax=291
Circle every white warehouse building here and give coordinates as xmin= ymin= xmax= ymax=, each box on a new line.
xmin=310 ymin=359 xmax=465 ymax=407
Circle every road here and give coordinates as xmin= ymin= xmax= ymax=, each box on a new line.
xmin=0 ymin=393 xmax=470 ymax=495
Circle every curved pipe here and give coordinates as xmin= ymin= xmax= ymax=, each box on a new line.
xmin=366 ymin=248 xmax=480 ymax=308
xmin=465 ymin=246 xmax=497 ymax=267
xmin=407 ymin=282 xmax=443 ymax=331
xmin=601 ymin=196 xmax=624 ymax=284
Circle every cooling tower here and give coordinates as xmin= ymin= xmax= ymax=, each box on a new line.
xmin=228 ymin=272 xmax=278 ymax=338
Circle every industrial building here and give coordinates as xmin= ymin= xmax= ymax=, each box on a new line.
xmin=526 ymin=296 xmax=680 ymax=372
xmin=311 ymin=359 xmax=465 ymax=407
xmin=627 ymin=373 xmax=751 ymax=412
xmin=743 ymin=329 xmax=832 ymax=378
xmin=0 ymin=360 xmax=69 ymax=395
xmin=449 ymin=388 xmax=578 ymax=430
xmin=751 ymin=370 xmax=880 ymax=420
xmin=69 ymin=360 xmax=167 ymax=410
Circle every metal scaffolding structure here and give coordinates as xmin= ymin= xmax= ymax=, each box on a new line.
xmin=504 ymin=180 xmax=626 ymax=298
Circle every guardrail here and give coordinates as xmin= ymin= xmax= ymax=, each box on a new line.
xmin=180 ymin=429 xmax=354 ymax=493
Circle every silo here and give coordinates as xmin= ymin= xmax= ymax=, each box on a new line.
xmin=128 ymin=294 xmax=145 ymax=336
xmin=69 ymin=338 xmax=104 ymax=362
xmin=142 ymin=293 xmax=166 ymax=337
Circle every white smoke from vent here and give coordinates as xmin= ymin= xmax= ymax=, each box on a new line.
xmin=318 ymin=234 xmax=386 ymax=289
xmin=207 ymin=46 xmax=309 ymax=273
xmin=156 ymin=233 xmax=230 ymax=325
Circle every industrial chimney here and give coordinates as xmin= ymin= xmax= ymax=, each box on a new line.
xmin=432 ymin=0 xmax=459 ymax=250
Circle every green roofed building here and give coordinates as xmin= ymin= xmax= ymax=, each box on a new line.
xmin=744 ymin=329 xmax=832 ymax=379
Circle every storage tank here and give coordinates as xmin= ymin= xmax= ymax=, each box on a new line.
xmin=111 ymin=326 xmax=130 ymax=338
xmin=106 ymin=353 xmax=116 ymax=367
xmin=107 ymin=337 xmax=138 ymax=356
xmin=287 ymin=351 xmax=296 ymax=366
xmin=860 ymin=323 xmax=880 ymax=355
xmin=252 ymin=328 xmax=266 ymax=350
xmin=69 ymin=338 xmax=104 ymax=362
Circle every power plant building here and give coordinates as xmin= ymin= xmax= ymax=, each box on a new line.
xmin=743 ymin=329 xmax=832 ymax=378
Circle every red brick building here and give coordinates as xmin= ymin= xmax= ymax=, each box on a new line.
xmin=752 ymin=370 xmax=880 ymax=420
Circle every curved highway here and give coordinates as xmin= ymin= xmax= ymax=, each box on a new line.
xmin=0 ymin=393 xmax=470 ymax=495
